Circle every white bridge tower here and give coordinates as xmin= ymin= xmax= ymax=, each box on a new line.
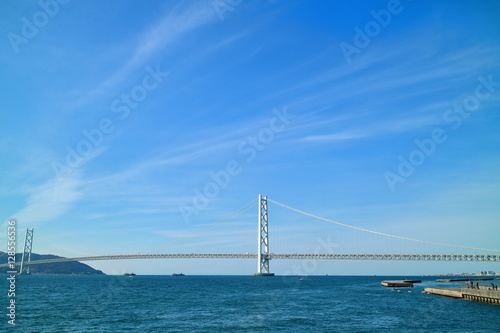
xmin=253 ymin=195 xmax=274 ymax=276
xmin=20 ymin=228 xmax=34 ymax=275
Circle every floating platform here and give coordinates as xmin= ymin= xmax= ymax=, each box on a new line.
xmin=253 ymin=273 xmax=275 ymax=277
xmin=381 ymin=280 xmax=420 ymax=287
xmin=425 ymin=287 xmax=500 ymax=304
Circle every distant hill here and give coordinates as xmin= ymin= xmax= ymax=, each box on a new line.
xmin=0 ymin=252 xmax=105 ymax=275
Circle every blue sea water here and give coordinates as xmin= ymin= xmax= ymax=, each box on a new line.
xmin=2 ymin=275 xmax=499 ymax=332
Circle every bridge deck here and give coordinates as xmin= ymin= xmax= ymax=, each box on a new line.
xmin=1 ymin=253 xmax=499 ymax=267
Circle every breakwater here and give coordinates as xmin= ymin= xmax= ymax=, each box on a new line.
xmin=425 ymin=287 xmax=500 ymax=304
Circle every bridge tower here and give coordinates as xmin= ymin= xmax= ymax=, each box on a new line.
xmin=19 ymin=228 xmax=34 ymax=275
xmin=254 ymin=195 xmax=274 ymax=276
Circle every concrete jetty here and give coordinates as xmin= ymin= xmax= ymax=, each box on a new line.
xmin=425 ymin=287 xmax=500 ymax=304
xmin=381 ymin=280 xmax=422 ymax=287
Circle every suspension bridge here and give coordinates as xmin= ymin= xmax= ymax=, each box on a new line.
xmin=3 ymin=195 xmax=500 ymax=275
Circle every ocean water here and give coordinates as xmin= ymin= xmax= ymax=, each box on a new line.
xmin=2 ymin=275 xmax=499 ymax=332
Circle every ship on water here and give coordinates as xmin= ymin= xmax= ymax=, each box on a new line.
xmin=123 ymin=273 xmax=136 ymax=277
xmin=172 ymin=273 xmax=185 ymax=276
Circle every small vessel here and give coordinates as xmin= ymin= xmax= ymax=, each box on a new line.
xmin=172 ymin=273 xmax=185 ymax=276
xmin=123 ymin=273 xmax=136 ymax=277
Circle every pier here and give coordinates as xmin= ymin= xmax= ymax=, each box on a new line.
xmin=436 ymin=278 xmax=493 ymax=282
xmin=381 ymin=280 xmax=422 ymax=287
xmin=425 ymin=287 xmax=500 ymax=304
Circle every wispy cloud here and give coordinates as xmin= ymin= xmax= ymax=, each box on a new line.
xmin=277 ymin=41 xmax=500 ymax=146
xmin=61 ymin=1 xmax=219 ymax=112
xmin=13 ymin=175 xmax=83 ymax=224
xmin=100 ymin=1 xmax=218 ymax=89
xmin=7 ymin=2 xmax=223 ymax=226
xmin=302 ymin=131 xmax=367 ymax=142
xmin=298 ymin=113 xmax=443 ymax=144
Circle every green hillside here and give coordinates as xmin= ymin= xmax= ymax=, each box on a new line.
xmin=0 ymin=252 xmax=105 ymax=275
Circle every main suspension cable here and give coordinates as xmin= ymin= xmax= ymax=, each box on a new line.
xmin=269 ymin=198 xmax=500 ymax=253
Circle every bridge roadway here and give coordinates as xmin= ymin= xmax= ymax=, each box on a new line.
xmin=2 ymin=253 xmax=500 ymax=267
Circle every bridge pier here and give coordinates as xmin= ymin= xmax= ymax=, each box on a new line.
xmin=253 ymin=195 xmax=274 ymax=276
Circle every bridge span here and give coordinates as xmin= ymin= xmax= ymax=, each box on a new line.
xmin=8 ymin=195 xmax=500 ymax=274
xmin=2 ymin=253 xmax=499 ymax=268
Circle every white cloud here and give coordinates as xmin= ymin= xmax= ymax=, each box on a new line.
xmin=101 ymin=1 xmax=217 ymax=88
xmin=13 ymin=175 xmax=83 ymax=223
xmin=302 ymin=131 xmax=367 ymax=142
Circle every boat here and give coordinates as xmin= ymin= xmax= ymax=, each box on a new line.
xmin=123 ymin=273 xmax=136 ymax=277
xmin=172 ymin=273 xmax=185 ymax=276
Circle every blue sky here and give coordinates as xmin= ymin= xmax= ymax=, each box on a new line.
xmin=1 ymin=0 xmax=499 ymax=275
